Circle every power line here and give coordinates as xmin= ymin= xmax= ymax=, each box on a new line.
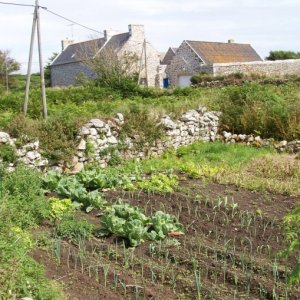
xmin=0 ymin=1 xmax=45 ymax=8
xmin=0 ymin=2 xmax=150 ymax=44
xmin=41 ymin=7 xmax=103 ymax=35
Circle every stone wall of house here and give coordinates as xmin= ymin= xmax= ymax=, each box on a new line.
xmin=51 ymin=63 xmax=97 ymax=87
xmin=51 ymin=25 xmax=160 ymax=88
xmin=120 ymin=25 xmax=160 ymax=87
xmin=166 ymin=41 xmax=209 ymax=86
xmin=213 ymin=59 xmax=300 ymax=77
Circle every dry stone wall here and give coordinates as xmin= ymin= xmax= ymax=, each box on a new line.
xmin=71 ymin=108 xmax=220 ymax=172
xmin=213 ymin=59 xmax=300 ymax=77
xmin=1 ymin=108 xmax=299 ymax=173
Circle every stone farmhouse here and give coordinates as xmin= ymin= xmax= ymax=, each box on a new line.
xmin=165 ymin=40 xmax=262 ymax=86
xmin=51 ymin=25 xmax=161 ymax=87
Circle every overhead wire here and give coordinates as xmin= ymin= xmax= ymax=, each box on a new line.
xmin=41 ymin=7 xmax=103 ymax=35
xmin=0 ymin=2 xmax=151 ymax=45
xmin=0 ymin=1 xmax=45 ymax=8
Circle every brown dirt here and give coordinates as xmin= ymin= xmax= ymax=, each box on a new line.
xmin=32 ymin=177 xmax=300 ymax=299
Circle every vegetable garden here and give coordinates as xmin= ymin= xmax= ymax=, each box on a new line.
xmin=2 ymin=142 xmax=298 ymax=299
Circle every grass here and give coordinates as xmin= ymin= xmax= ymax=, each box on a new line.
xmin=104 ymin=141 xmax=300 ymax=195
xmin=0 ymin=166 xmax=65 ymax=299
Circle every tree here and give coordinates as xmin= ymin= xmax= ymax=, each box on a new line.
xmin=266 ymin=50 xmax=300 ymax=61
xmin=0 ymin=50 xmax=20 ymax=90
xmin=77 ymin=41 xmax=140 ymax=96
xmin=44 ymin=52 xmax=58 ymax=87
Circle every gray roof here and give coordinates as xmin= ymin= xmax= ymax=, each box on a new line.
xmin=161 ymin=47 xmax=178 ymax=65
xmin=52 ymin=32 xmax=130 ymax=66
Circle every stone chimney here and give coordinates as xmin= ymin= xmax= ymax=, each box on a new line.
xmin=228 ymin=39 xmax=235 ymax=44
xmin=61 ymin=38 xmax=74 ymax=51
xmin=128 ymin=24 xmax=145 ymax=41
xmin=104 ymin=29 xmax=122 ymax=41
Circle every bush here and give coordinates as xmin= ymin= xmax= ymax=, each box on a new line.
xmin=0 ymin=143 xmax=17 ymax=163
xmin=8 ymin=113 xmax=80 ymax=162
xmin=55 ymin=216 xmax=94 ymax=241
xmin=214 ymin=82 xmax=300 ymax=140
xmin=120 ymin=104 xmax=165 ymax=150
xmin=266 ymin=50 xmax=300 ymax=61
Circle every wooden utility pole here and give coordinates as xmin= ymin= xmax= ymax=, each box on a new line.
xmin=24 ymin=0 xmax=47 ymax=118
xmin=137 ymin=43 xmax=144 ymax=85
xmin=143 ymin=39 xmax=148 ymax=87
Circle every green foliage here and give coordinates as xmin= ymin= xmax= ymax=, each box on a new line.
xmin=128 ymin=173 xmax=178 ymax=193
xmin=0 ymin=143 xmax=17 ymax=163
xmin=266 ymin=50 xmax=300 ymax=61
xmin=150 ymin=211 xmax=184 ymax=240
xmin=0 ymin=50 xmax=20 ymax=93
xmin=49 ymin=198 xmax=75 ymax=220
xmin=0 ymin=166 xmax=64 ymax=299
xmin=43 ymin=170 xmax=111 ymax=211
xmin=55 ymin=216 xmax=94 ymax=241
xmin=100 ymin=201 xmax=184 ymax=247
xmin=282 ymin=202 xmax=300 ymax=284
xmin=8 ymin=113 xmax=80 ymax=162
xmin=120 ymin=104 xmax=165 ymax=150
xmin=215 ymin=82 xmax=300 ymax=140
xmin=1 ymin=166 xmax=51 ymax=227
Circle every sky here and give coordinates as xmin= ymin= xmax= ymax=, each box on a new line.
xmin=0 ymin=0 xmax=299 ymax=73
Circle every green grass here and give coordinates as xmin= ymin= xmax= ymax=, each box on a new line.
xmin=109 ymin=142 xmax=300 ymax=195
xmin=0 ymin=166 xmax=65 ymax=299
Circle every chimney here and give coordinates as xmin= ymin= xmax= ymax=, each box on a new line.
xmin=228 ymin=39 xmax=235 ymax=44
xmin=104 ymin=29 xmax=122 ymax=41
xmin=61 ymin=38 xmax=74 ymax=51
xmin=128 ymin=24 xmax=145 ymax=41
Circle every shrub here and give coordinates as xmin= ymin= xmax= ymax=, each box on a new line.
xmin=55 ymin=216 xmax=94 ymax=241
xmin=0 ymin=143 xmax=17 ymax=163
xmin=266 ymin=50 xmax=300 ymax=61
xmin=8 ymin=113 xmax=80 ymax=162
xmin=120 ymin=104 xmax=165 ymax=150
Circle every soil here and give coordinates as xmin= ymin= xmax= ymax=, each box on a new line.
xmin=32 ymin=177 xmax=300 ymax=300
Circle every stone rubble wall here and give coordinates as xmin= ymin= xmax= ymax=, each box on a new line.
xmin=216 ymin=131 xmax=300 ymax=153
xmin=0 ymin=132 xmax=47 ymax=172
xmin=1 ymin=108 xmax=299 ymax=173
xmin=212 ymin=59 xmax=300 ymax=77
xmin=71 ymin=108 xmax=220 ymax=172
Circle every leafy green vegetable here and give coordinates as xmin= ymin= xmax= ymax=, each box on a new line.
xmin=126 ymin=173 xmax=178 ymax=193
xmin=49 ymin=198 xmax=75 ymax=220
xmin=100 ymin=201 xmax=184 ymax=246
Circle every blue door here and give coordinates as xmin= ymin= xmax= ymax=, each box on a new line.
xmin=163 ymin=78 xmax=169 ymax=88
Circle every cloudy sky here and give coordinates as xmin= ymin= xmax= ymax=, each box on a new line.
xmin=0 ymin=0 xmax=299 ymax=73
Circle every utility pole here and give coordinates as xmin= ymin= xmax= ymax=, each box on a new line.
xmin=137 ymin=43 xmax=144 ymax=85
xmin=23 ymin=0 xmax=47 ymax=118
xmin=143 ymin=39 xmax=148 ymax=87
xmin=5 ymin=57 xmax=8 ymax=93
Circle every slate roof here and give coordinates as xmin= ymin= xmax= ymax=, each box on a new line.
xmin=186 ymin=41 xmax=262 ymax=64
xmin=52 ymin=32 xmax=130 ymax=66
xmin=161 ymin=47 xmax=178 ymax=65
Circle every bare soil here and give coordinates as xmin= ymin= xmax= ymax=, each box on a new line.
xmin=32 ymin=177 xmax=300 ymax=300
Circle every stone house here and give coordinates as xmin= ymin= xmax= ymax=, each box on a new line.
xmin=51 ymin=25 xmax=160 ymax=87
xmin=165 ymin=40 xmax=262 ymax=87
